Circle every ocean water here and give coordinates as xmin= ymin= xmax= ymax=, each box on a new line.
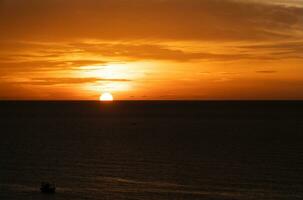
xmin=0 ymin=101 xmax=303 ymax=200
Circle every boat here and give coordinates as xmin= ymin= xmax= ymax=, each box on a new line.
xmin=40 ymin=182 xmax=56 ymax=194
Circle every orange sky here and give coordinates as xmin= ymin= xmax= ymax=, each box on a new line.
xmin=0 ymin=0 xmax=303 ymax=100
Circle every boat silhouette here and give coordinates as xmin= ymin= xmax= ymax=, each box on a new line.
xmin=40 ymin=182 xmax=56 ymax=194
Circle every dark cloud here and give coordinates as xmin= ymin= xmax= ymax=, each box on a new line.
xmin=0 ymin=0 xmax=302 ymax=41
xmin=237 ymin=41 xmax=303 ymax=60
xmin=0 ymin=60 xmax=66 ymax=70
xmin=0 ymin=41 xmax=260 ymax=64
xmin=0 ymin=60 xmax=106 ymax=72
xmin=70 ymin=43 xmax=257 ymax=61
xmin=241 ymin=41 xmax=303 ymax=56
xmin=2 ymin=41 xmax=301 ymax=66
xmin=256 ymin=70 xmax=277 ymax=74
xmin=68 ymin=42 xmax=303 ymax=61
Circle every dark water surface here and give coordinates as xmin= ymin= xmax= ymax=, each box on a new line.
xmin=0 ymin=101 xmax=303 ymax=200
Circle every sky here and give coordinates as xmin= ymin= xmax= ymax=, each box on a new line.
xmin=0 ymin=0 xmax=303 ymax=100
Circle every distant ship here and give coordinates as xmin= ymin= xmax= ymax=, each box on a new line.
xmin=40 ymin=182 xmax=56 ymax=194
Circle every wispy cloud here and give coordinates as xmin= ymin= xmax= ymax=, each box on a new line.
xmin=256 ymin=70 xmax=277 ymax=74
xmin=13 ymin=77 xmax=131 ymax=86
xmin=0 ymin=0 xmax=303 ymax=100
xmin=4 ymin=40 xmax=301 ymax=65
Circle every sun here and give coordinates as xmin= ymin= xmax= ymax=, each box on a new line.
xmin=99 ymin=92 xmax=114 ymax=101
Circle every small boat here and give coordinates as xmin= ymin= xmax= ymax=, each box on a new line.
xmin=40 ymin=182 xmax=56 ymax=194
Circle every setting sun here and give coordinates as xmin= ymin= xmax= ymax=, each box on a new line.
xmin=99 ymin=92 xmax=114 ymax=101
xmin=1 ymin=0 xmax=303 ymax=199
xmin=0 ymin=0 xmax=303 ymax=101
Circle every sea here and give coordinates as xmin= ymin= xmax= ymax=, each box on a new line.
xmin=0 ymin=101 xmax=303 ymax=200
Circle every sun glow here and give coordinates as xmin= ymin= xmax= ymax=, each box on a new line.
xmin=99 ymin=92 xmax=114 ymax=101
xmin=78 ymin=62 xmax=151 ymax=99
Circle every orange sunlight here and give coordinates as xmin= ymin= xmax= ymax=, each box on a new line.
xmin=99 ymin=92 xmax=114 ymax=101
